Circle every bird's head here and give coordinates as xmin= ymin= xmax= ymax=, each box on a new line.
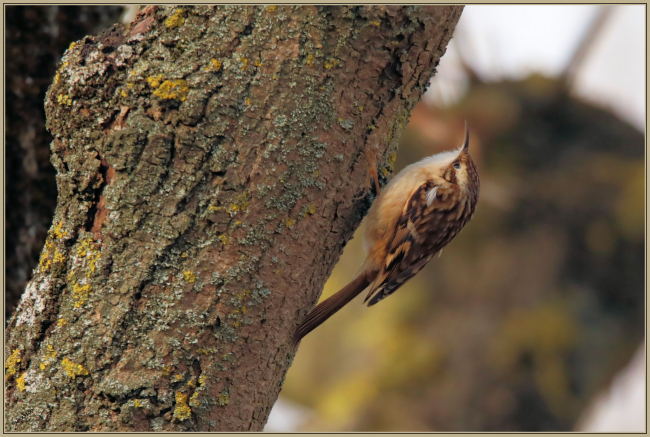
xmin=423 ymin=124 xmax=479 ymax=195
xmin=441 ymin=125 xmax=479 ymax=194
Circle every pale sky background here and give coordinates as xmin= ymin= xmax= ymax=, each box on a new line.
xmin=425 ymin=5 xmax=646 ymax=131
xmin=267 ymin=5 xmax=646 ymax=432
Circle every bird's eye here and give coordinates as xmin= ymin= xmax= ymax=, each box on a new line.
xmin=453 ymin=162 xmax=461 ymax=170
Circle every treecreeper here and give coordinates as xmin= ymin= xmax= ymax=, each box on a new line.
xmin=293 ymin=125 xmax=480 ymax=344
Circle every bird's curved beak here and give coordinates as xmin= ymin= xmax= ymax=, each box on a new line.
xmin=461 ymin=121 xmax=470 ymax=153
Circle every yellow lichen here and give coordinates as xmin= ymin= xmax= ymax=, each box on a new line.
xmin=133 ymin=399 xmax=143 ymax=408
xmin=314 ymin=170 xmax=319 ymax=177
xmin=210 ymin=59 xmax=222 ymax=71
xmin=240 ymin=58 xmax=248 ymax=71
xmin=153 ymin=79 xmax=189 ymax=101
xmin=370 ymin=21 xmax=380 ymax=26
xmin=40 ymin=345 xmax=57 ymax=370
xmin=16 ymin=373 xmax=26 ymax=391
xmin=254 ymin=59 xmax=262 ymax=67
xmin=382 ymin=168 xmax=389 ymax=177
xmin=218 ymin=235 xmax=228 ymax=245
xmin=217 ymin=392 xmax=230 ymax=406
xmin=305 ymin=54 xmax=316 ymax=67
xmin=181 ymin=252 xmax=187 ymax=258
xmin=273 ymin=269 xmax=280 ymax=275
xmin=324 ymin=58 xmax=340 ymax=69
xmin=246 ymin=98 xmax=251 ymax=106
xmin=241 ymin=306 xmax=247 ymax=314
xmin=173 ymin=391 xmax=192 ymax=421
xmin=6 ymin=349 xmax=21 ymax=379
xmin=75 ymin=238 xmax=100 ymax=277
xmin=54 ymin=73 xmax=61 ymax=84
xmin=359 ymin=106 xmax=364 ymax=112
xmin=183 ymin=271 xmax=196 ymax=283
xmin=208 ymin=205 xmax=221 ymax=211
xmin=189 ymin=392 xmax=200 ymax=407
xmin=57 ymin=318 xmax=66 ymax=327
xmin=61 ymin=358 xmax=88 ymax=379
xmin=165 ymin=9 xmax=185 ymax=28
xmin=53 ymin=221 xmax=66 ymax=239
xmin=53 ymin=248 xmax=65 ymax=264
xmin=308 ymin=204 xmax=316 ymax=215
xmin=198 ymin=375 xmax=207 ymax=386
xmin=121 ymin=89 xmax=128 ymax=97
xmin=268 ymin=5 xmax=276 ymax=12
xmin=39 ymin=241 xmax=54 ymax=271
xmin=146 ymin=74 xmax=163 ymax=89
xmin=57 ymin=94 xmax=73 ymax=106
xmin=69 ymin=41 xmax=77 ymax=51
xmin=285 ymin=218 xmax=295 ymax=228
xmin=388 ymin=152 xmax=397 ymax=170
xmin=72 ymin=283 xmax=92 ymax=308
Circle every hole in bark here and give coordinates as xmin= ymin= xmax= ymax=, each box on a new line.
xmin=192 ymin=358 xmax=202 ymax=379
xmin=84 ymin=159 xmax=110 ymax=232
xmin=215 ymin=316 xmax=221 ymax=328
xmin=242 ymin=22 xmax=254 ymax=37
xmin=134 ymin=291 xmax=142 ymax=301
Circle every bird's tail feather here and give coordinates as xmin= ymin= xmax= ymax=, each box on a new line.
xmin=292 ymin=273 xmax=371 ymax=346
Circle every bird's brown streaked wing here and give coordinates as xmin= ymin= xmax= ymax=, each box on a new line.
xmin=364 ymin=180 xmax=439 ymax=306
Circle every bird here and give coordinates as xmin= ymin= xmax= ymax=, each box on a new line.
xmin=292 ymin=124 xmax=480 ymax=345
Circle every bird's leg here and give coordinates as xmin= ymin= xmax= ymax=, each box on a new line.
xmin=354 ymin=148 xmax=381 ymax=200
xmin=367 ymin=148 xmax=381 ymax=196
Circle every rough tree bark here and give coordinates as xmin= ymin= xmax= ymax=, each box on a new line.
xmin=5 ymin=5 xmax=462 ymax=431
xmin=5 ymin=5 xmax=124 ymax=319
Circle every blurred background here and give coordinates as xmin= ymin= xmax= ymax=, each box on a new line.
xmin=4 ymin=5 xmax=646 ymax=432
xmin=273 ymin=4 xmax=646 ymax=432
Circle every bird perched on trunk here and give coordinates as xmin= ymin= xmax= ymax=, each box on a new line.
xmin=293 ymin=125 xmax=480 ymax=345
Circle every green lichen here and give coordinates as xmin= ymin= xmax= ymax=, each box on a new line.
xmin=217 ymin=390 xmax=230 ymax=406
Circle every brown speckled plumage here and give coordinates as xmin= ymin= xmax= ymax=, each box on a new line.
xmin=293 ymin=126 xmax=480 ymax=344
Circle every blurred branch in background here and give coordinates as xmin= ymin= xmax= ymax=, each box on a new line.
xmin=275 ymin=4 xmax=645 ymax=432
xmin=560 ymin=5 xmax=614 ymax=91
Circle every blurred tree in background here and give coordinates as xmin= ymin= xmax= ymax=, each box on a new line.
xmin=5 ymin=6 xmax=125 ymax=318
xmin=283 ymin=73 xmax=644 ymax=431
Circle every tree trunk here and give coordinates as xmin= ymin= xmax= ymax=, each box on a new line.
xmin=5 ymin=5 xmax=462 ymax=431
